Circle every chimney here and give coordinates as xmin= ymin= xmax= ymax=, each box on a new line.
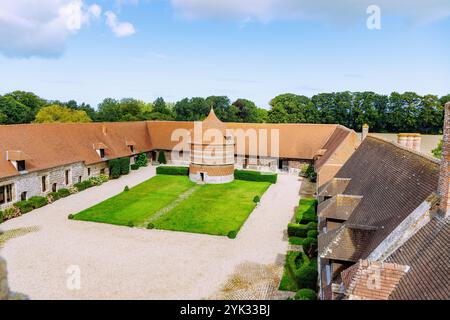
xmin=362 ymin=124 xmax=369 ymax=141
xmin=397 ymin=133 xmax=421 ymax=152
xmin=438 ymin=102 xmax=450 ymax=218
xmin=102 ymin=124 xmax=107 ymax=136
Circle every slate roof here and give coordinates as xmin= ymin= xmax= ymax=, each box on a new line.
xmin=320 ymin=135 xmax=440 ymax=261
xmin=386 ymin=215 xmax=450 ymax=300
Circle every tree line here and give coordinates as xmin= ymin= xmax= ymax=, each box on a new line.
xmin=1 ymin=90 xmax=449 ymax=134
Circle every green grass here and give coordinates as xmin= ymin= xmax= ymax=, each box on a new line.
xmin=73 ymin=176 xmax=270 ymax=236
xmin=73 ymin=175 xmax=195 ymax=226
xmin=154 ymin=180 xmax=270 ymax=236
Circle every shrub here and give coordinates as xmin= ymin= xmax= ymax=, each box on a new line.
xmin=289 ymin=236 xmax=304 ymax=246
xmin=131 ymin=164 xmax=139 ymax=170
xmin=120 ymin=157 xmax=131 ymax=175
xmin=302 ymin=237 xmax=318 ymax=258
xmin=99 ymin=174 xmax=109 ymax=183
xmin=57 ymin=188 xmax=70 ymax=198
xmin=307 ymin=230 xmax=319 ymax=239
xmin=28 ymin=196 xmax=48 ymax=209
xmin=156 ymin=166 xmax=189 ymax=176
xmin=147 ymin=222 xmax=155 ymax=229
xmin=3 ymin=208 xmax=19 ymax=220
xmin=124 ymin=185 xmax=130 ymax=192
xmin=68 ymin=214 xmax=74 ymax=220
xmin=48 ymin=191 xmax=61 ymax=202
xmin=294 ymin=288 xmax=317 ymax=300
xmin=109 ymin=158 xmax=122 ymax=179
xmin=287 ymin=223 xmax=308 ymax=238
xmin=127 ymin=221 xmax=134 ymax=228
xmin=157 ymin=151 xmax=167 ymax=164
xmin=74 ymin=182 xmax=86 ymax=192
xmin=234 ymin=170 xmax=277 ymax=184
xmin=88 ymin=176 xmax=102 ymax=186
xmin=253 ymin=195 xmax=260 ymax=203
xmin=14 ymin=200 xmax=33 ymax=214
xmin=227 ymin=230 xmax=237 ymax=239
xmin=306 ymin=222 xmax=318 ymax=231
xmin=296 ymin=198 xmax=317 ymax=224
xmin=0 ymin=210 xmax=3 ymax=223
xmin=304 ymin=164 xmax=317 ymax=182
xmin=135 ymin=152 xmax=148 ymax=167
xmin=294 ymin=264 xmax=318 ymax=290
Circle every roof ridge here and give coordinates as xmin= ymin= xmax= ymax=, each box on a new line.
xmin=366 ymin=134 xmax=440 ymax=165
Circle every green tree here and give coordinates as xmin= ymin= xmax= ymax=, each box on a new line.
xmin=34 ymin=105 xmax=92 ymax=123
xmin=230 ymin=98 xmax=259 ymax=123
xmin=3 ymin=91 xmax=47 ymax=117
xmin=0 ymin=95 xmax=33 ymax=124
xmin=432 ymin=139 xmax=443 ymax=159
xmin=174 ymin=97 xmax=209 ymax=121
xmin=97 ymin=98 xmax=122 ymax=122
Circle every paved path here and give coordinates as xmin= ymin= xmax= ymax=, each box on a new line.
xmin=0 ymin=168 xmax=301 ymax=300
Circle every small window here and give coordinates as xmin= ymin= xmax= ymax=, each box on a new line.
xmin=52 ymin=183 xmax=57 ymax=193
xmin=17 ymin=160 xmax=26 ymax=172
xmin=87 ymin=168 xmax=91 ymax=176
xmin=20 ymin=191 xmax=27 ymax=201
xmin=100 ymin=169 xmax=105 ymax=175
xmin=99 ymin=149 xmax=105 ymax=158
xmin=0 ymin=184 xmax=13 ymax=204
xmin=6 ymin=185 xmax=12 ymax=202
xmin=65 ymin=169 xmax=70 ymax=185
xmin=130 ymin=145 xmax=134 ymax=153
xmin=78 ymin=176 xmax=82 ymax=183
xmin=42 ymin=176 xmax=47 ymax=192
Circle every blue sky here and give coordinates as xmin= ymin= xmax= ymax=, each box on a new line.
xmin=0 ymin=0 xmax=449 ymax=109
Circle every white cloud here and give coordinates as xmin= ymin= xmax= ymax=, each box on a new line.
xmin=105 ymin=11 xmax=135 ymax=37
xmin=170 ymin=0 xmax=450 ymax=24
xmin=0 ymin=0 xmax=101 ymax=58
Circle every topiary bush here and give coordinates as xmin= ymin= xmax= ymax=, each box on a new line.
xmin=131 ymin=164 xmax=139 ymax=170
xmin=120 ymin=157 xmax=130 ymax=175
xmin=296 ymin=198 xmax=318 ymax=224
xmin=135 ymin=152 xmax=148 ymax=167
xmin=14 ymin=200 xmax=33 ymax=214
xmin=294 ymin=264 xmax=318 ymax=290
xmin=28 ymin=196 xmax=48 ymax=209
xmin=124 ymin=185 xmax=130 ymax=192
xmin=127 ymin=221 xmax=134 ymax=228
xmin=307 ymin=230 xmax=319 ymax=239
xmin=68 ymin=214 xmax=74 ymax=220
xmin=147 ymin=222 xmax=155 ymax=229
xmin=157 ymin=151 xmax=167 ymax=164
xmin=253 ymin=195 xmax=261 ymax=203
xmin=227 ymin=230 xmax=237 ymax=239
xmin=234 ymin=170 xmax=277 ymax=184
xmin=306 ymin=221 xmax=318 ymax=231
xmin=287 ymin=223 xmax=308 ymax=238
xmin=294 ymin=288 xmax=317 ymax=300
xmin=302 ymin=237 xmax=318 ymax=259
xmin=57 ymin=188 xmax=70 ymax=198
xmin=109 ymin=158 xmax=122 ymax=179
xmin=156 ymin=166 xmax=189 ymax=176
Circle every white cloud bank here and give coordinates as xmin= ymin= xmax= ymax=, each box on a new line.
xmin=170 ymin=0 xmax=450 ymax=24
xmin=0 ymin=0 xmax=103 ymax=57
xmin=105 ymin=11 xmax=135 ymax=37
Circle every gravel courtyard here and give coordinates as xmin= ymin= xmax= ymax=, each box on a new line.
xmin=0 ymin=166 xmax=301 ymax=300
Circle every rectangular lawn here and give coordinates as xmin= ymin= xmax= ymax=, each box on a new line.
xmin=154 ymin=179 xmax=271 ymax=236
xmin=73 ymin=175 xmax=195 ymax=226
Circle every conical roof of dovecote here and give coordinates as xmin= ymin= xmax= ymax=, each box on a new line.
xmin=202 ymin=108 xmax=227 ymax=135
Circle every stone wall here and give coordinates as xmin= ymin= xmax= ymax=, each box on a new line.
xmin=0 ymin=161 xmax=109 ymax=210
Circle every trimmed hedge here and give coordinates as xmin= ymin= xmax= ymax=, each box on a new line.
xmin=135 ymin=152 xmax=148 ymax=167
xmin=14 ymin=200 xmax=34 ymax=214
xmin=307 ymin=230 xmax=319 ymax=239
xmin=294 ymin=263 xmax=318 ymax=290
xmin=48 ymin=191 xmax=61 ymax=201
xmin=294 ymin=288 xmax=317 ymax=300
xmin=156 ymin=166 xmax=189 ymax=176
xmin=28 ymin=196 xmax=48 ymax=209
xmin=287 ymin=223 xmax=308 ymax=238
xmin=109 ymin=158 xmax=122 ymax=179
xmin=302 ymin=237 xmax=318 ymax=258
xmin=234 ymin=170 xmax=277 ymax=184
xmin=296 ymin=198 xmax=318 ymax=224
xmin=58 ymin=188 xmax=70 ymax=198
xmin=131 ymin=164 xmax=139 ymax=170
xmin=306 ymin=221 xmax=318 ymax=231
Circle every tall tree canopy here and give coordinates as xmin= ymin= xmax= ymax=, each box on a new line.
xmin=34 ymin=105 xmax=92 ymax=123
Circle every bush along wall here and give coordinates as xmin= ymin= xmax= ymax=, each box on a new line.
xmin=135 ymin=152 xmax=148 ymax=167
xmin=120 ymin=157 xmax=131 ymax=175
xmin=156 ymin=166 xmax=189 ymax=176
xmin=234 ymin=169 xmax=277 ymax=184
xmin=157 ymin=151 xmax=167 ymax=164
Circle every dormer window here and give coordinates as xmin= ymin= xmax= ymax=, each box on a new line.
xmin=6 ymin=150 xmax=29 ymax=173
xmin=126 ymin=140 xmax=137 ymax=154
xmin=93 ymin=143 xmax=108 ymax=159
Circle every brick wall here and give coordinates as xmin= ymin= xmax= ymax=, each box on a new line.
xmin=438 ymin=102 xmax=450 ymax=218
